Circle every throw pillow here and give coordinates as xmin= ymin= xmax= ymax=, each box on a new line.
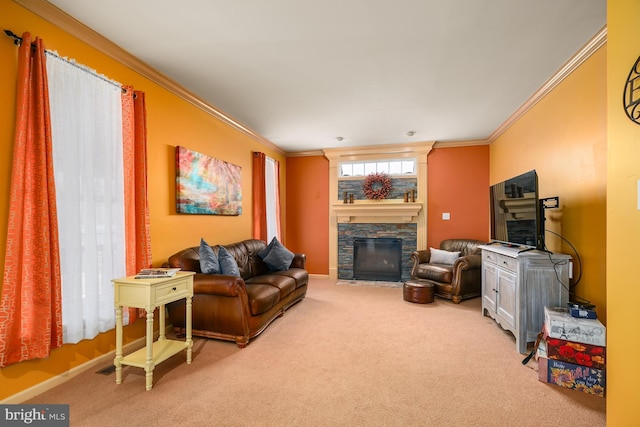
xmin=258 ymin=237 xmax=276 ymax=259
xmin=260 ymin=237 xmax=295 ymax=271
xmin=218 ymin=246 xmax=240 ymax=277
xmin=429 ymin=247 xmax=461 ymax=265
xmin=199 ymin=238 xmax=220 ymax=274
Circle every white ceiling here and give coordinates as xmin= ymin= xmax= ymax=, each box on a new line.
xmin=47 ymin=0 xmax=606 ymax=153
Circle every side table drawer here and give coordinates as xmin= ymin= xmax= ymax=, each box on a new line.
xmin=155 ymin=279 xmax=190 ymax=304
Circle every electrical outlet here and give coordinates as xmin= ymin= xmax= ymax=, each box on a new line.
xmin=442 ymin=212 xmax=450 ymax=220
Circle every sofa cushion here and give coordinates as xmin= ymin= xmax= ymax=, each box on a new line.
xmin=219 ymin=246 xmax=240 ymax=277
xmin=245 ymin=284 xmax=281 ymax=315
xmin=199 ymin=238 xmax=220 ymax=274
xmin=246 ymin=275 xmax=296 ymax=298
xmin=429 ymin=247 xmax=460 ymax=265
xmin=259 ymin=237 xmax=295 ymax=271
xmin=270 ymin=268 xmax=309 ymax=289
xmin=415 ymin=264 xmax=454 ymax=283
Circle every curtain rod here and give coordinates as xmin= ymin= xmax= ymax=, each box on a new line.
xmin=4 ymin=28 xmax=132 ymax=95
xmin=4 ymin=29 xmax=23 ymax=45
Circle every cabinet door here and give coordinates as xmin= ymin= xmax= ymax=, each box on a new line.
xmin=482 ymin=262 xmax=497 ymax=314
xmin=496 ymin=269 xmax=517 ymax=329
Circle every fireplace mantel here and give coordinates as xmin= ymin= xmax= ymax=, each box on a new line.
xmin=333 ymin=202 xmax=422 ymax=223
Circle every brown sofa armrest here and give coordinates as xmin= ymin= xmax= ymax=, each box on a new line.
xmin=192 ymin=273 xmax=246 ymax=297
xmin=450 ymin=254 xmax=482 ymax=300
xmin=410 ymin=250 xmax=431 ymax=278
xmin=290 ymin=253 xmax=306 ymax=269
xmin=453 ymin=254 xmax=482 ymax=270
xmin=411 ymin=250 xmax=431 ymax=264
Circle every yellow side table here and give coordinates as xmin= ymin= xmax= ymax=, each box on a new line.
xmin=112 ymin=271 xmax=195 ymax=390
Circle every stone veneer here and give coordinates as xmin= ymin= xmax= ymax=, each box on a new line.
xmin=338 ymin=177 xmax=418 ymax=201
xmin=338 ymin=223 xmax=417 ymax=281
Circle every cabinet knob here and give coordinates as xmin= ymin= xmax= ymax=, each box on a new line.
xmin=172 ymin=287 xmax=177 ymax=291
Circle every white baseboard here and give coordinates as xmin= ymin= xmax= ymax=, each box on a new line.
xmin=1 ymin=329 xmax=164 ymax=404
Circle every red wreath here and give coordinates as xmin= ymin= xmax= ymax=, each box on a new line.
xmin=363 ymin=172 xmax=392 ymax=200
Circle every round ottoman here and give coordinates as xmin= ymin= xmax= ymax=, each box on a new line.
xmin=403 ymin=280 xmax=435 ymax=304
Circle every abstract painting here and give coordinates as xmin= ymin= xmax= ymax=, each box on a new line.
xmin=176 ymin=146 xmax=242 ymax=215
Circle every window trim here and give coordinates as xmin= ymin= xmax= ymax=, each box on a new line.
xmin=338 ymin=158 xmax=417 ymax=178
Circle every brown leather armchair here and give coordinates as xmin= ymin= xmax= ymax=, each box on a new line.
xmin=410 ymin=238 xmax=486 ymax=303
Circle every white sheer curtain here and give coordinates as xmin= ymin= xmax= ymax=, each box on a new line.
xmin=46 ymin=53 xmax=127 ymax=343
xmin=265 ymin=156 xmax=278 ymax=242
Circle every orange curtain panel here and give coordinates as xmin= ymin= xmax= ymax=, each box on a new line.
xmin=122 ymin=87 xmax=152 ymax=275
xmin=132 ymin=90 xmax=152 ymax=271
xmin=0 ymin=33 xmax=63 ymax=367
xmin=121 ymin=87 xmax=152 ymax=323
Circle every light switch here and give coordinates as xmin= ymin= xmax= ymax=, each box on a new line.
xmin=442 ymin=212 xmax=450 ymax=220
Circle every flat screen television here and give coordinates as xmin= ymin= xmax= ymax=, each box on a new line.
xmin=489 ymin=169 xmax=544 ymax=251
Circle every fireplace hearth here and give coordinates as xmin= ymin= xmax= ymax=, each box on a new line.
xmin=353 ymin=237 xmax=402 ymax=281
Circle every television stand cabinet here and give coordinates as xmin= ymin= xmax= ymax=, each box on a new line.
xmin=479 ymin=245 xmax=570 ymax=354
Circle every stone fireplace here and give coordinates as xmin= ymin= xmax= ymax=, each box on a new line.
xmin=342 ymin=227 xmax=416 ymax=281
xmin=323 ymin=142 xmax=434 ymax=281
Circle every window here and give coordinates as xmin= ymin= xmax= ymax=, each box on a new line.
xmin=340 ymin=159 xmax=416 ymax=177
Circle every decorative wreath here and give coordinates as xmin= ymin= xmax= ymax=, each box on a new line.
xmin=363 ymin=172 xmax=392 ymax=200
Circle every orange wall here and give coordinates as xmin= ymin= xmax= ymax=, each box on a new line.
xmin=426 ymin=146 xmax=490 ymax=248
xmin=490 ymin=46 xmax=607 ymax=320
xmin=285 ymin=155 xmax=329 ymax=274
xmin=0 ymin=0 xmax=286 ymax=400
xmin=606 ymin=1 xmax=640 ymax=424
xmin=285 ymin=146 xmax=491 ymax=275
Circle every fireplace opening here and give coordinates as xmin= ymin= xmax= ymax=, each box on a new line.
xmin=353 ymin=237 xmax=402 ymax=281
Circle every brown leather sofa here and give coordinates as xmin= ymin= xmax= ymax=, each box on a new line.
xmin=164 ymin=239 xmax=308 ymax=348
xmin=410 ymin=238 xmax=485 ymax=303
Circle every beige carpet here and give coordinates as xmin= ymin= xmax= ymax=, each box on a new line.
xmin=26 ymin=278 xmax=605 ymax=426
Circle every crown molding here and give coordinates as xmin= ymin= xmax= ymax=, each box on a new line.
xmin=433 ymin=139 xmax=489 ymax=148
xmin=487 ymin=25 xmax=607 ymax=143
xmin=14 ymin=0 xmax=284 ymax=155
xmin=323 ymin=141 xmax=435 ymax=160
xmin=286 ymin=150 xmax=326 ymax=158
